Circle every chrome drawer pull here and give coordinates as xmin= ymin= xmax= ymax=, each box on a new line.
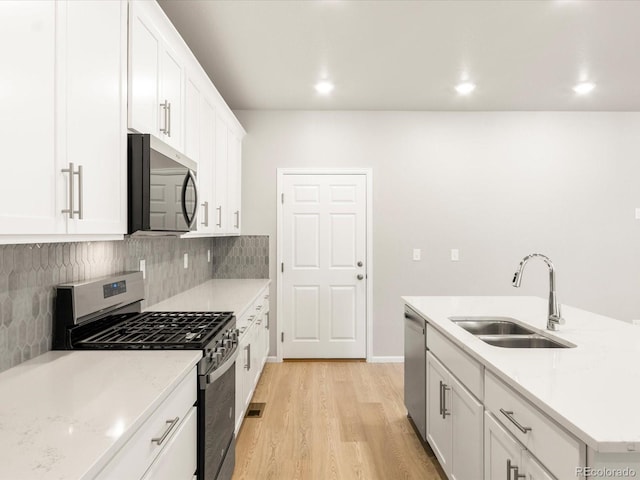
xmin=507 ymin=459 xmax=525 ymax=479
xmin=500 ymin=408 xmax=532 ymax=433
xmin=441 ymin=383 xmax=451 ymax=419
xmin=151 ymin=416 xmax=179 ymax=445
xmin=256 ymin=305 xmax=262 ymax=311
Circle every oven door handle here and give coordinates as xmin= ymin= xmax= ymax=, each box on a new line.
xmin=205 ymin=348 xmax=239 ymax=385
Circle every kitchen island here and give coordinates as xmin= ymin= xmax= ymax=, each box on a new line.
xmin=403 ymin=296 xmax=640 ymax=480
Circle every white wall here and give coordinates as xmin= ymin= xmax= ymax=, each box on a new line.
xmin=235 ymin=111 xmax=640 ymax=357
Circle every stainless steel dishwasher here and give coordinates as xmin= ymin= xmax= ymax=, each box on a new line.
xmin=404 ymin=305 xmax=427 ymax=441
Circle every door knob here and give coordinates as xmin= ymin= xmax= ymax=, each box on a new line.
xmin=357 ymin=274 xmax=364 ymax=280
xmin=357 ymin=261 xmax=363 ymax=267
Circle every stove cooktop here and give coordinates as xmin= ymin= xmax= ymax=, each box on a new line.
xmin=72 ymin=311 xmax=234 ymax=350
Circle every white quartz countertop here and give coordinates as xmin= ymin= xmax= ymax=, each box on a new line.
xmin=402 ymin=296 xmax=640 ymax=453
xmin=147 ymin=279 xmax=270 ymax=316
xmin=0 ymin=350 xmax=201 ymax=480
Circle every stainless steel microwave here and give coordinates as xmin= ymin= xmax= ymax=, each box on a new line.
xmin=127 ymin=134 xmax=198 ymax=236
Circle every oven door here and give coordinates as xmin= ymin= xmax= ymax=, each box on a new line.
xmin=128 ymin=133 xmax=199 ymax=235
xmin=198 ymin=348 xmax=238 ymax=480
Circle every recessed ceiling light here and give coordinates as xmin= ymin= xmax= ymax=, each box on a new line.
xmin=315 ymin=80 xmax=334 ymax=95
xmin=573 ymin=82 xmax=596 ymax=95
xmin=455 ymin=82 xmax=476 ymax=95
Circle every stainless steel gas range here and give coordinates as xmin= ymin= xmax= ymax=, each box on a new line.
xmin=53 ymin=271 xmax=237 ymax=480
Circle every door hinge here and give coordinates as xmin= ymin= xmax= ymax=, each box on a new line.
xmin=281 ymin=332 xmax=284 ymax=342
xmin=281 ymin=193 xmax=284 ymax=204
xmin=281 ymin=262 xmax=284 ymax=273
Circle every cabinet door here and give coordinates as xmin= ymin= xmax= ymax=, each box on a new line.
xmin=227 ymin=131 xmax=242 ymax=235
xmin=522 ymin=452 xmax=555 ymax=480
xmin=426 ymin=352 xmax=452 ymax=474
xmin=450 ymin=375 xmax=484 ymax=480
xmin=128 ymin=0 xmax=160 ymax=136
xmin=485 ymin=411 xmax=524 ymax=480
xmin=242 ymin=327 xmax=254 ymax=407
xmin=213 ymin=114 xmax=229 ymax=234
xmin=0 ymin=1 xmax=61 ymax=235
xmin=141 ymin=407 xmax=197 ymax=480
xmin=196 ymin=97 xmax=215 ymax=234
xmin=159 ymin=46 xmax=183 ymax=151
xmin=235 ymin=349 xmax=246 ymax=432
xmin=64 ymin=0 xmax=127 ymax=235
xmin=184 ymin=75 xmax=200 ymax=163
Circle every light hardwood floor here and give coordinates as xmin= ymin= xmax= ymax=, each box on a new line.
xmin=233 ymin=361 xmax=446 ymax=480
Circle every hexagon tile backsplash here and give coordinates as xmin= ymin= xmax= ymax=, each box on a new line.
xmin=0 ymin=235 xmax=269 ymax=374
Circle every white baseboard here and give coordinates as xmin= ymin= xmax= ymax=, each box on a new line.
xmin=368 ymin=356 xmax=404 ymax=363
xmin=266 ymin=356 xmax=280 ymax=363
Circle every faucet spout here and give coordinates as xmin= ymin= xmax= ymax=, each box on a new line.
xmin=512 ymin=253 xmax=564 ymax=331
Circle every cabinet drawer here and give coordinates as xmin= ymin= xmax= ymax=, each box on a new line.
xmin=141 ymin=407 xmax=197 ymax=480
xmin=427 ymin=325 xmax=483 ymax=400
xmin=485 ymin=371 xmax=584 ymax=480
xmin=96 ymin=369 xmax=197 ymax=480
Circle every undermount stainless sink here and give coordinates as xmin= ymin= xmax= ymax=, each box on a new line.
xmin=449 ymin=317 xmax=536 ymax=336
xmin=449 ymin=316 xmax=574 ymax=349
xmin=477 ymin=334 xmax=570 ymax=349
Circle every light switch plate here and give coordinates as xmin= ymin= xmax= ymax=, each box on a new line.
xmin=413 ymin=248 xmax=421 ymax=261
xmin=451 ymin=249 xmax=459 ymax=261
xmin=139 ymin=259 xmax=146 ymax=279
xmin=183 ymin=253 xmax=188 ymax=269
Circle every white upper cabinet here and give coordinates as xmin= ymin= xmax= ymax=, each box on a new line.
xmin=63 ymin=0 xmax=127 ymax=235
xmin=214 ymin=114 xmax=230 ymax=234
xmin=0 ymin=1 xmax=60 ymax=235
xmin=0 ymin=0 xmax=126 ymax=240
xmin=128 ymin=0 xmax=184 ymax=152
xmin=129 ymin=0 xmax=245 ymax=239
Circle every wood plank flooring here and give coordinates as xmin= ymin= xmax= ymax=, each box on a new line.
xmin=233 ymin=361 xmax=446 ymax=480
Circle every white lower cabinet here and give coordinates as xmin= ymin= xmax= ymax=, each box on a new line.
xmin=426 ymin=351 xmax=483 ymax=480
xmin=96 ymin=369 xmax=197 ymax=480
xmin=234 ymin=286 xmax=270 ymax=433
xmin=141 ymin=407 xmax=197 ymax=480
xmin=485 ymin=411 xmax=554 ymax=480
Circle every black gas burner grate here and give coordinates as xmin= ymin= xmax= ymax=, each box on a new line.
xmin=74 ymin=311 xmax=234 ymax=349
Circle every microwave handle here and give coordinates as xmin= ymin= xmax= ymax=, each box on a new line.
xmin=181 ymin=170 xmax=199 ymax=229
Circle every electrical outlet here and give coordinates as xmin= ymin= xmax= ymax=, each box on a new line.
xmin=413 ymin=249 xmax=421 ymax=261
xmin=139 ymin=259 xmax=146 ymax=279
xmin=451 ymin=249 xmax=459 ymax=261
xmin=207 ymin=249 xmax=211 ymax=263
xmin=184 ymin=253 xmax=188 ymax=269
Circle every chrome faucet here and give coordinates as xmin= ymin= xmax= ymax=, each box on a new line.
xmin=512 ymin=253 xmax=565 ymax=331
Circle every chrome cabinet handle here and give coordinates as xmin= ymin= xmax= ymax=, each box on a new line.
xmin=507 ymin=459 xmax=525 ymax=480
xmin=264 ymin=294 xmax=269 ymax=300
xmin=216 ymin=206 xmax=222 ymax=227
xmin=265 ymin=312 xmax=269 ymax=330
xmin=442 ymin=383 xmax=451 ymax=419
xmin=357 ymin=261 xmax=363 ymax=267
xmin=201 ymin=201 xmax=209 ymax=227
xmin=166 ymin=102 xmax=172 ymax=137
xmin=244 ymin=344 xmax=251 ymax=370
xmin=234 ymin=210 xmax=240 ymax=229
xmin=256 ymin=305 xmax=262 ymax=311
xmin=151 ymin=417 xmax=179 ymax=445
xmin=357 ymin=274 xmax=364 ymax=280
xmin=61 ymin=162 xmax=75 ymax=219
xmin=61 ymin=163 xmax=83 ymax=219
xmin=159 ymin=100 xmax=169 ymax=135
xmin=77 ymin=164 xmax=83 ymax=219
xmin=500 ymin=408 xmax=532 ymax=434
xmin=439 ymin=380 xmax=444 ymax=416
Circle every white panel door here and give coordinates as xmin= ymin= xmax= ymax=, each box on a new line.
xmin=196 ymin=97 xmax=215 ymax=234
xmin=227 ymin=131 xmax=242 ymax=235
xmin=0 ymin=1 xmax=61 ymax=235
xmin=282 ymin=174 xmax=367 ymax=358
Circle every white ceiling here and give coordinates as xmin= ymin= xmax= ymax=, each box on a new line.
xmin=158 ymin=0 xmax=640 ymax=111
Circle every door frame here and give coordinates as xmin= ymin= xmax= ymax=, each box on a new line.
xmin=276 ymin=168 xmax=373 ymax=362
